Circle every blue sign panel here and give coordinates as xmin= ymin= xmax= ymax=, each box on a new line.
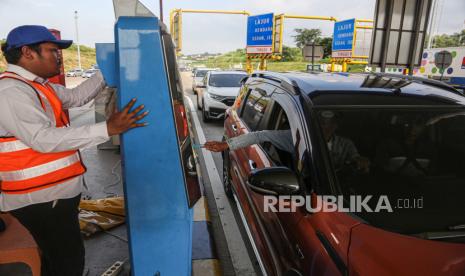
xmin=332 ymin=18 xmax=355 ymax=57
xmin=246 ymin=13 xmax=274 ymax=54
xmin=114 ymin=17 xmax=193 ymax=276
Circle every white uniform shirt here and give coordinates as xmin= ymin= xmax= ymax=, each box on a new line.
xmin=0 ymin=64 xmax=109 ymax=211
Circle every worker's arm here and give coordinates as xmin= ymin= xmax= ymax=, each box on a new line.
xmin=0 ymin=85 xmax=109 ymax=153
xmin=227 ymin=129 xmax=293 ymax=152
xmin=204 ymin=129 xmax=293 ymax=153
xmin=50 ymin=71 xmax=106 ymax=109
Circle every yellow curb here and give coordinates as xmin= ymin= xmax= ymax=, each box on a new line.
xmin=192 ymin=259 xmax=222 ymax=276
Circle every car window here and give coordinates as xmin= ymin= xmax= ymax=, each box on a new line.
xmin=208 ymin=74 xmax=246 ymax=87
xmin=311 ymin=107 xmax=465 ymax=235
xmin=241 ymin=87 xmax=270 ymax=131
xmin=195 ymin=70 xmax=208 ymax=78
xmin=258 ymin=100 xmax=296 ymax=168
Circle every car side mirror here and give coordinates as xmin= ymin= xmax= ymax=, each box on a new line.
xmin=248 ymin=167 xmax=299 ymax=196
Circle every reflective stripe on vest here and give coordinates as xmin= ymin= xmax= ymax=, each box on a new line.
xmin=0 ymin=72 xmax=86 ymax=194
xmin=0 ymin=152 xmax=80 ymax=181
xmin=0 ymin=139 xmax=30 ymax=153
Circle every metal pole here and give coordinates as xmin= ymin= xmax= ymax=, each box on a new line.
xmin=311 ymin=44 xmax=315 ymax=70
xmin=74 ymin=11 xmax=81 ymax=70
xmin=408 ymin=0 xmax=426 ymax=76
xmin=159 ymin=0 xmax=163 ymax=22
xmin=380 ymin=0 xmax=394 ymax=73
xmin=460 ymin=20 xmax=465 ymax=46
xmin=283 ymin=15 xmax=337 ymax=22
xmin=426 ymin=0 xmax=437 ymax=48
xmin=179 ymin=9 xmax=250 ymax=16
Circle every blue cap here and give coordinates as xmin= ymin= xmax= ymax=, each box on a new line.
xmin=5 ymin=25 xmax=73 ymax=51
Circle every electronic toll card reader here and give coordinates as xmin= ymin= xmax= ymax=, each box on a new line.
xmin=95 ymin=1 xmax=201 ymax=275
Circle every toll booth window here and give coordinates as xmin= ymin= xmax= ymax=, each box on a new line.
xmin=162 ymin=33 xmax=183 ymax=102
xmin=241 ymin=88 xmax=270 ymax=131
xmin=161 ymin=30 xmax=201 ymax=207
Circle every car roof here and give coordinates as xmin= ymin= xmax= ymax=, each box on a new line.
xmin=251 ymin=71 xmax=465 ymax=105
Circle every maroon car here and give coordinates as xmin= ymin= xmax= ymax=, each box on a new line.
xmin=223 ymin=72 xmax=465 ymax=276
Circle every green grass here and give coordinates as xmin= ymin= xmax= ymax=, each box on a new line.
xmin=267 ymin=62 xmax=309 ymax=72
xmin=189 ymin=48 xmax=335 ymax=72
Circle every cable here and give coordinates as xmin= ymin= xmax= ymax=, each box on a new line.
xmin=103 ymin=229 xmax=128 ymax=243
xmin=103 ymin=159 xmax=122 ymax=197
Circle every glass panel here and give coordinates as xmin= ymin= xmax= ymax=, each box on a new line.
xmin=371 ymin=30 xmax=385 ymax=64
xmin=414 ymin=33 xmax=424 ymax=65
xmin=312 ymin=107 xmax=465 ymax=236
xmin=386 ymin=31 xmax=399 ymax=63
xmin=376 ymin=0 xmax=387 ymax=28
xmin=420 ymin=0 xmax=431 ymax=30
xmin=398 ymin=31 xmax=412 ymax=65
xmin=208 ymin=74 xmax=247 ymax=87
xmin=402 ymin=0 xmax=416 ymax=30
xmin=390 ymin=0 xmax=404 ymax=29
xmin=241 ymin=89 xmax=270 ymax=131
xmin=162 ymin=31 xmax=201 ymax=208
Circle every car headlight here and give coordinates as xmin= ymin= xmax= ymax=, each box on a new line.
xmin=207 ymin=93 xmax=225 ymax=101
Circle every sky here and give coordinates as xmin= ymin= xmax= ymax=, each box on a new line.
xmin=0 ymin=0 xmax=464 ymax=55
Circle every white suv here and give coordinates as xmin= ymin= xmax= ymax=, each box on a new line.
xmin=197 ymin=71 xmax=247 ymax=122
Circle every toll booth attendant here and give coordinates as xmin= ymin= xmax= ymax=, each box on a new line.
xmin=0 ymin=25 xmax=148 ymax=276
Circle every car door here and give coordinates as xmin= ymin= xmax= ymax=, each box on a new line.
xmin=290 ymin=102 xmax=360 ymax=276
xmin=226 ymin=81 xmax=306 ymax=275
xmin=252 ymin=90 xmax=312 ymax=276
xmin=226 ymin=81 xmax=279 ymax=274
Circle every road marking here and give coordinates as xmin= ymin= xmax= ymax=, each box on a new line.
xmin=184 ymin=96 xmax=257 ymax=276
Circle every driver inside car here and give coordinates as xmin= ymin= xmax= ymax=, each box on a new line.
xmin=374 ymin=116 xmax=435 ymax=177
xmin=204 ymin=110 xmax=370 ymax=173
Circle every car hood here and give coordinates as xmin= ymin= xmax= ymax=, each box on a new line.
xmin=194 ymin=77 xmax=204 ymax=83
xmin=348 ymin=224 xmax=465 ymax=276
xmin=207 ymin=86 xmax=240 ymax=97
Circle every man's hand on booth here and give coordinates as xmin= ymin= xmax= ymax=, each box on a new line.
xmin=107 ymin=98 xmax=149 ymax=136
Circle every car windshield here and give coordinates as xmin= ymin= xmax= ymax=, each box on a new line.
xmin=312 ymin=107 xmax=465 ymax=236
xmin=195 ymin=70 xmax=208 ymax=77
xmin=208 ymin=74 xmax=245 ymax=87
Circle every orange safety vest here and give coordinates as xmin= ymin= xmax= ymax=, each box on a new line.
xmin=0 ymin=72 xmax=86 ymax=194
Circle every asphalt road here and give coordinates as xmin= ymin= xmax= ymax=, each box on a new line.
xmin=180 ymin=72 xmax=262 ymax=276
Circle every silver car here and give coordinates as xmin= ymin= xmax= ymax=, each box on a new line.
xmin=192 ymin=68 xmax=216 ymax=94
xmin=82 ymin=69 xmax=99 ymax=78
xmin=66 ymin=68 xmax=84 ymax=77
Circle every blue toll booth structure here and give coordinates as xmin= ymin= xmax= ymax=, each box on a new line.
xmin=96 ymin=15 xmax=201 ymax=276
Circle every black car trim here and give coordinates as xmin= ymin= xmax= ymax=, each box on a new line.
xmin=251 ymin=71 xmax=301 ymax=95
xmin=308 ymin=104 xmax=465 ymax=109
xmin=368 ymin=72 xmax=461 ymax=94
xmin=316 ymin=231 xmax=348 ymax=276
xmin=299 ymin=92 xmax=342 ymax=196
